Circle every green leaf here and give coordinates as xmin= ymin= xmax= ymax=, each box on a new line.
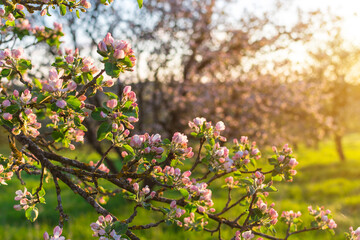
xmin=25 ymin=206 xmax=38 ymax=222
xmin=104 ymin=91 xmax=118 ymax=100
xmin=122 ymin=144 xmax=135 ymax=155
xmin=163 ymin=138 xmax=171 ymax=145
xmin=66 ymin=95 xmax=81 ymax=111
xmin=76 ymin=9 xmax=80 ymax=18
xmin=1 ymin=69 xmax=11 ymax=77
xmin=271 ymin=175 xmax=283 ymax=182
xmin=52 ymin=131 xmax=64 ymax=142
xmin=137 ymin=0 xmax=143 ymax=8
xmin=97 ymin=122 xmax=112 ymax=141
xmin=59 ymin=4 xmax=67 ymax=16
xmin=263 ymin=186 xmax=277 ymax=192
xmin=179 ymin=189 xmax=189 ymax=199
xmin=38 ymin=188 xmax=46 ymax=197
xmin=91 ymin=108 xmax=108 ymax=121
xmin=185 ymin=203 xmax=197 ymax=213
xmin=105 ymin=62 xmax=121 ymax=78
xmin=18 ymin=59 xmax=32 ymax=70
xmin=113 ymin=222 xmax=128 ymax=235
xmin=6 ymin=105 xmax=20 ymax=114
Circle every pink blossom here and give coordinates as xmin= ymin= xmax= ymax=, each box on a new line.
xmin=114 ymin=49 xmax=125 ymax=59
xmin=215 ymin=121 xmax=225 ymax=131
xmin=11 ymin=48 xmax=24 ymax=59
xmin=20 ymin=89 xmax=31 ymax=103
xmin=65 ymin=55 xmax=74 ymax=64
xmin=133 ymin=182 xmax=139 ymax=191
xmin=172 ymin=132 xmax=188 ymax=145
xmin=3 ymin=113 xmax=12 ymax=121
xmin=2 ymin=99 xmax=10 ymax=107
xmin=56 ymin=99 xmax=67 ymax=109
xmin=106 ymin=99 xmax=118 ymax=109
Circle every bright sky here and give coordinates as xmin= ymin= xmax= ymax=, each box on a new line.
xmin=235 ymin=0 xmax=360 ymax=41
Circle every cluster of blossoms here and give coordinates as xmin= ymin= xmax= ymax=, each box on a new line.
xmin=43 ymin=226 xmax=68 ymax=240
xmin=308 ymin=206 xmax=337 ymax=229
xmin=13 ymin=187 xmax=33 ymax=211
xmin=255 ymin=199 xmax=279 ymax=225
xmin=183 ymin=212 xmax=208 ymax=230
xmin=98 ymin=33 xmax=136 ymax=68
xmin=188 ymin=117 xmax=227 ymax=141
xmin=170 ymin=132 xmax=194 ymax=162
xmin=209 ymin=143 xmax=234 ymax=172
xmin=224 ymin=176 xmax=239 ymax=188
xmin=347 ymin=227 xmax=360 ymax=240
xmin=0 ymin=47 xmax=25 ymax=64
xmin=0 ymin=155 xmax=13 ymax=185
xmin=43 ymin=67 xmax=78 ymax=93
xmin=234 ymin=230 xmax=263 ymax=240
xmin=281 ymin=210 xmax=302 ymax=224
xmin=152 ymin=166 xmax=191 ymax=186
xmin=131 ymin=182 xmax=155 ymax=202
xmin=89 ymin=161 xmax=110 ymax=173
xmin=186 ymin=181 xmax=215 ymax=214
xmin=0 ymin=10 xmax=64 ymax=49
xmin=90 ymin=215 xmax=122 ymax=240
xmin=268 ymin=144 xmax=298 ymax=181
xmin=167 ymin=200 xmax=186 ymax=226
xmin=129 ymin=133 xmax=163 ymax=157
xmin=1 ymin=89 xmax=40 ymax=138
xmin=231 ymin=136 xmax=261 ymax=170
xmin=57 ymin=48 xmax=99 ymax=75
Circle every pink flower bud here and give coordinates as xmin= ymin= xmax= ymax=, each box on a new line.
xmin=182 ymin=171 xmax=191 ymax=178
xmin=78 ymin=95 xmax=86 ymax=101
xmin=170 ymin=200 xmax=177 ymax=208
xmin=105 ymin=215 xmax=113 ymax=223
xmin=8 ymin=13 xmax=15 ymax=21
xmin=104 ymin=79 xmax=114 ymax=87
xmin=123 ymin=86 xmax=131 ymax=95
xmin=16 ymin=4 xmax=24 ymax=10
xmin=40 ymin=8 xmax=47 ymax=16
xmin=133 ymin=183 xmax=139 ymax=191
xmin=198 ymin=206 xmax=205 ymax=213
xmin=98 ymin=41 xmax=107 ymax=52
xmin=104 ymin=33 xmax=114 ymax=45
xmin=13 ymin=90 xmax=19 ymax=97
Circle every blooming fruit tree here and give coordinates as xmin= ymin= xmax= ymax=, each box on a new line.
xmin=0 ymin=0 xmax=358 ymax=240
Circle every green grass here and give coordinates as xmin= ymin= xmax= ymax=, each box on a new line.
xmin=1 ymin=134 xmax=360 ymax=239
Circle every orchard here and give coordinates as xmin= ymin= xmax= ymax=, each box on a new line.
xmin=0 ymin=0 xmax=359 ymax=240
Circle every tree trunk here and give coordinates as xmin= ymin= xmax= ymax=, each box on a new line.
xmin=334 ymin=133 xmax=346 ymax=162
